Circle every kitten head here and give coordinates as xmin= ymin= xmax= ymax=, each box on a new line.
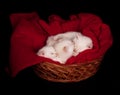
xmin=37 ymin=46 xmax=57 ymax=58
xmin=73 ymin=34 xmax=93 ymax=56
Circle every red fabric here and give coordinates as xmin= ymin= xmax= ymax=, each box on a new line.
xmin=9 ymin=12 xmax=113 ymax=77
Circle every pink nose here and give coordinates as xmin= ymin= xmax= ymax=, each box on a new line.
xmin=87 ymin=44 xmax=93 ymax=49
xmin=39 ymin=51 xmax=45 ymax=55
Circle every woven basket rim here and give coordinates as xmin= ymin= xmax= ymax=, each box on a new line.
xmin=33 ymin=57 xmax=102 ymax=83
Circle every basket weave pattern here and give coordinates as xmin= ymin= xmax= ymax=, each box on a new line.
xmin=33 ymin=58 xmax=102 ymax=82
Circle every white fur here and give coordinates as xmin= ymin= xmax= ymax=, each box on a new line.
xmin=37 ymin=46 xmax=61 ymax=62
xmin=53 ymin=39 xmax=74 ymax=64
xmin=53 ymin=31 xmax=82 ymax=41
xmin=47 ymin=31 xmax=82 ymax=46
xmin=46 ymin=36 xmax=56 ymax=46
xmin=73 ymin=33 xmax=93 ymax=56
xmin=37 ymin=31 xmax=93 ymax=64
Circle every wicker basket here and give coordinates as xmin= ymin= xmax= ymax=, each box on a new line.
xmin=33 ymin=58 xmax=102 ymax=83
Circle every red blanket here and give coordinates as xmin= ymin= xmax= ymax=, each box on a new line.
xmin=9 ymin=12 xmax=113 ymax=77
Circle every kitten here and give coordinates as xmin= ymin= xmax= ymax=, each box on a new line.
xmin=53 ymin=39 xmax=74 ymax=64
xmin=73 ymin=33 xmax=93 ymax=56
xmin=37 ymin=46 xmax=61 ymax=62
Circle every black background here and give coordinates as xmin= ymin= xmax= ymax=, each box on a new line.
xmin=0 ymin=0 xmax=119 ymax=94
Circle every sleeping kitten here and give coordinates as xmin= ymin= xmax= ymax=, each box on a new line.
xmin=53 ymin=39 xmax=74 ymax=64
xmin=37 ymin=45 xmax=61 ymax=63
xmin=73 ymin=33 xmax=93 ymax=56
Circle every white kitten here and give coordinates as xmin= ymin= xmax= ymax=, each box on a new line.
xmin=53 ymin=39 xmax=74 ymax=64
xmin=73 ymin=33 xmax=93 ymax=56
xmin=37 ymin=46 xmax=61 ymax=62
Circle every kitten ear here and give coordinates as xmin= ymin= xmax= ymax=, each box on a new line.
xmin=75 ymin=33 xmax=81 ymax=40
xmin=76 ymin=34 xmax=79 ymax=39
xmin=48 ymin=36 xmax=54 ymax=41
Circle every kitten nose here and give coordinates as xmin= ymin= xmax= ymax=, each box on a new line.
xmin=40 ymin=51 xmax=45 ymax=55
xmin=56 ymin=53 xmax=59 ymax=56
xmin=88 ymin=44 xmax=93 ymax=48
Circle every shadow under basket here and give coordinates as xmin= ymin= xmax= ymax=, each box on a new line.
xmin=33 ymin=58 xmax=102 ymax=83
